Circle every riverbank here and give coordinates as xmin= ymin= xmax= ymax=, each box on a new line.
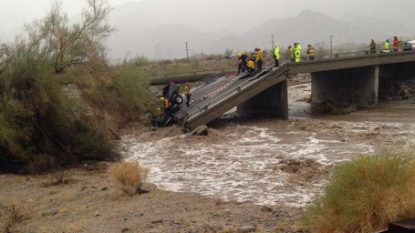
xmin=0 ymin=162 xmax=301 ymax=233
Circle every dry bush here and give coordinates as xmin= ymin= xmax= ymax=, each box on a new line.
xmin=0 ymin=203 xmax=27 ymax=232
xmin=50 ymin=171 xmax=70 ymax=186
xmin=301 ymin=149 xmax=415 ymax=233
xmin=111 ymin=162 xmax=149 ymax=195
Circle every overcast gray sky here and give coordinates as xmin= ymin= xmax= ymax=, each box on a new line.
xmin=1 ymin=0 xmax=414 ymax=39
xmin=2 ymin=0 xmax=415 ymax=31
xmin=0 ymin=0 xmax=138 ymax=32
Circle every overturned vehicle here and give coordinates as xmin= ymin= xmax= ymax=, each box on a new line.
xmin=150 ymin=82 xmax=184 ymax=127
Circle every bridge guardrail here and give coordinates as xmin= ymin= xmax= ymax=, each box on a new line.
xmin=186 ymin=63 xmax=288 ymax=123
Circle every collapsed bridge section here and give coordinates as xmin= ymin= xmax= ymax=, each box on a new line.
xmin=176 ymin=63 xmax=289 ymax=131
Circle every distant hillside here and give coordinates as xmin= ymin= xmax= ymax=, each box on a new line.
xmin=106 ymin=5 xmax=415 ymax=60
xmin=340 ymin=13 xmax=415 ymax=40
xmin=231 ymin=10 xmax=388 ymax=52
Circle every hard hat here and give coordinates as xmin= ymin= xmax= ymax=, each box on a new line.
xmin=160 ymin=97 xmax=165 ymax=101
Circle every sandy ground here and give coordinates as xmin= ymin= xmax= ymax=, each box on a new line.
xmin=0 ymin=163 xmax=300 ymax=233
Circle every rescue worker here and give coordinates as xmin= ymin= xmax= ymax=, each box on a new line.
xmin=236 ymin=52 xmax=244 ymax=75
xmin=307 ymin=44 xmax=315 ymax=61
xmin=241 ymin=52 xmax=248 ymax=72
xmin=247 ymin=57 xmax=256 ymax=73
xmin=287 ymin=45 xmax=292 ymax=62
xmin=297 ymin=42 xmax=302 ymax=52
xmin=370 ymin=39 xmax=376 ymax=54
xmin=383 ymin=39 xmax=390 ymax=53
xmin=289 ymin=45 xmax=295 ymax=62
xmin=252 ymin=50 xmax=257 ymax=62
xmin=273 ymin=44 xmax=280 ymax=67
xmin=184 ymin=83 xmax=191 ymax=107
xmin=160 ymin=97 xmax=170 ymax=109
xmin=393 ymin=36 xmax=399 ymax=52
xmin=294 ymin=43 xmax=301 ymax=62
xmin=255 ymin=47 xmax=264 ymax=71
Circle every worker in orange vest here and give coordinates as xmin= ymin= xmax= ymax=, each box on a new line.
xmin=393 ymin=36 xmax=399 ymax=52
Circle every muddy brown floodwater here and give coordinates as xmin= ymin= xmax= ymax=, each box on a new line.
xmin=119 ymin=81 xmax=415 ymax=208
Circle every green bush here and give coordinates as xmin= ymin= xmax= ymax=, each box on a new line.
xmin=84 ymin=65 xmax=155 ymax=123
xmin=0 ymin=39 xmax=118 ymax=172
xmin=301 ymin=149 xmax=415 ymax=233
xmin=0 ymin=0 xmax=123 ymax=173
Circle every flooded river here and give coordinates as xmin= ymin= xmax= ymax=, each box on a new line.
xmin=119 ymin=81 xmax=415 ymax=207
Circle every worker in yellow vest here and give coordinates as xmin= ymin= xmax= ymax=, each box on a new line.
xmin=247 ymin=57 xmax=256 ymax=73
xmin=288 ymin=45 xmax=294 ymax=62
xmin=160 ymin=97 xmax=170 ymax=109
xmin=383 ymin=39 xmax=390 ymax=53
xmin=184 ymin=83 xmax=191 ymax=107
xmin=307 ymin=44 xmax=315 ymax=61
xmin=274 ymin=44 xmax=280 ymax=67
xmin=294 ymin=43 xmax=301 ymax=62
xmin=255 ymin=47 xmax=264 ymax=71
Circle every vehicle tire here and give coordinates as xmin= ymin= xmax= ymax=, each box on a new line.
xmin=175 ymin=95 xmax=183 ymax=105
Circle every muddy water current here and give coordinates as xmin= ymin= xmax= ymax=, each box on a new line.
xmin=119 ymin=81 xmax=415 ymax=207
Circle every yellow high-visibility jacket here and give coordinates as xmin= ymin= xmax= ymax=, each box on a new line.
xmin=289 ymin=48 xmax=294 ymax=59
xmin=163 ymin=99 xmax=170 ymax=108
xmin=184 ymin=85 xmax=190 ymax=96
xmin=247 ymin=60 xmax=256 ymax=69
xmin=274 ymin=46 xmax=280 ymax=60
xmin=307 ymin=46 xmax=315 ymax=56
xmin=295 ymin=48 xmax=301 ymax=62
xmin=255 ymin=50 xmax=263 ymax=62
xmin=384 ymin=42 xmax=390 ymax=50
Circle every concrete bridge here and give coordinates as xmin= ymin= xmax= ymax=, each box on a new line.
xmin=176 ymin=51 xmax=415 ymax=130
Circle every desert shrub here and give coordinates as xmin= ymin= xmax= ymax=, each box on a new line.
xmin=133 ymin=55 xmax=151 ymax=67
xmin=84 ymin=65 xmax=155 ymax=123
xmin=301 ymin=149 xmax=415 ymax=233
xmin=0 ymin=203 xmax=27 ymax=232
xmin=111 ymin=162 xmax=149 ymax=195
xmin=0 ymin=0 xmax=122 ymax=173
xmin=224 ymin=48 xmax=233 ymax=59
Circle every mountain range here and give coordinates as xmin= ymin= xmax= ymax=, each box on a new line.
xmin=105 ymin=0 xmax=415 ymax=61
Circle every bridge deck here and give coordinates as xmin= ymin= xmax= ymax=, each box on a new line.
xmin=290 ymin=50 xmax=415 ymax=74
xmin=174 ymin=51 xmax=415 ymax=130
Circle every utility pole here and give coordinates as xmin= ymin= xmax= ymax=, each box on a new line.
xmin=271 ymin=34 xmax=274 ymax=51
xmin=330 ymin=35 xmax=333 ymax=58
xmin=185 ymin=42 xmax=189 ymax=62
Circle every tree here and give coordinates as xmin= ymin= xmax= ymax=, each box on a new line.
xmin=25 ymin=0 xmax=114 ymax=74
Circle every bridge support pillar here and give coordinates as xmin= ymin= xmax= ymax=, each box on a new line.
xmin=237 ymin=80 xmax=288 ymax=119
xmin=311 ymin=66 xmax=379 ymax=107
